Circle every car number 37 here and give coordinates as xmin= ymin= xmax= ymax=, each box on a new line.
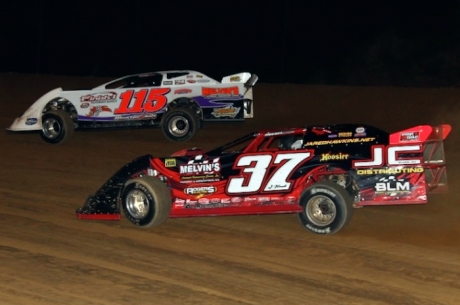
xmin=226 ymin=152 xmax=312 ymax=193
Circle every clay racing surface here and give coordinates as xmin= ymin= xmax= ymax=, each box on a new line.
xmin=1 ymin=73 xmax=459 ymax=305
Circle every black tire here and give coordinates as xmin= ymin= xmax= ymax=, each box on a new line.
xmin=161 ymin=107 xmax=199 ymax=142
xmin=40 ymin=110 xmax=74 ymax=144
xmin=297 ymin=181 xmax=354 ymax=235
xmin=121 ymin=176 xmax=172 ymax=228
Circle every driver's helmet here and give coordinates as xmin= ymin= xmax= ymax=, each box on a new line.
xmin=279 ymin=136 xmax=296 ymax=150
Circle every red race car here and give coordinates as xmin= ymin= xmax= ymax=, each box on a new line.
xmin=76 ymin=123 xmax=451 ymax=234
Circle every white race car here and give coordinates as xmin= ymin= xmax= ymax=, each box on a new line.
xmin=8 ymin=70 xmax=258 ymax=144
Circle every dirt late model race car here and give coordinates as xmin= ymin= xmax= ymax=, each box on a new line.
xmin=8 ymin=70 xmax=258 ymax=144
xmin=76 ymin=123 xmax=451 ymax=235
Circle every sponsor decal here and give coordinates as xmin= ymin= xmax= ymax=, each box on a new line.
xmin=80 ymin=102 xmax=90 ymax=108
xmin=86 ymin=105 xmax=112 ymax=117
xmin=305 ymin=137 xmax=376 ymax=146
xmin=25 ymin=118 xmax=37 ymax=125
xmin=187 ymin=80 xmax=196 ymax=83
xmin=353 ymin=145 xmax=422 ymax=167
xmin=186 ymin=75 xmax=193 ymax=78
xmin=184 ymin=184 xmax=217 ymax=196
xmin=221 ymin=198 xmax=231 ymax=204
xmin=81 ymin=92 xmax=117 ymax=103
xmin=306 ymin=224 xmax=331 ymax=234
xmin=258 ymin=197 xmax=270 ymax=202
xmin=174 ymin=88 xmax=192 ymax=94
xmin=374 ymin=176 xmax=411 ymax=194
xmin=179 ymin=156 xmax=220 ymax=174
xmin=196 ymin=79 xmax=210 ymax=83
xmin=328 ymin=134 xmax=338 ymax=138
xmin=198 ymin=198 xmax=210 ymax=204
xmin=174 ymin=198 xmax=185 ymax=206
xmin=211 ymin=106 xmax=241 ymax=118
xmin=180 ymin=174 xmax=220 ymax=183
xmin=165 ymin=158 xmax=176 ymax=167
xmin=114 ymin=113 xmax=157 ymax=120
xmin=210 ymin=198 xmax=221 ymax=204
xmin=311 ymin=188 xmax=336 ymax=197
xmin=230 ymin=76 xmax=241 ymax=82
xmin=320 ymin=152 xmax=349 ymax=162
xmin=265 ymin=130 xmax=295 ymax=137
xmin=266 ymin=184 xmax=289 ymax=191
xmin=400 ymin=131 xmax=420 ymax=142
xmin=180 ymin=163 xmax=220 ymax=174
xmin=338 ymin=132 xmax=352 ymax=137
xmin=244 ymin=197 xmax=257 ymax=202
xmin=354 ymin=126 xmax=366 ymax=137
xmin=202 ymin=86 xmax=239 ymax=97
xmin=356 ymin=167 xmax=423 ymax=175
xmin=196 ymin=74 xmax=203 ymax=78
xmin=286 ymin=196 xmax=296 ymax=204
xmin=186 ymin=199 xmax=198 ymax=206
xmin=163 ymin=81 xmax=173 ymax=85
xmin=175 ymin=80 xmax=185 ymax=85
xmin=231 ymin=197 xmax=243 ymax=203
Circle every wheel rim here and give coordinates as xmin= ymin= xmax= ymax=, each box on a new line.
xmin=125 ymin=189 xmax=150 ymax=219
xmin=305 ymin=195 xmax=336 ymax=226
xmin=168 ymin=115 xmax=189 ymax=136
xmin=42 ymin=117 xmax=62 ymax=139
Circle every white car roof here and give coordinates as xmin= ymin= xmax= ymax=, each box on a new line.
xmin=94 ymin=70 xmax=217 ymax=89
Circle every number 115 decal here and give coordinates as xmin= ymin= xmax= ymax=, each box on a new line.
xmin=114 ymin=88 xmax=170 ymax=114
xmin=227 ymin=152 xmax=312 ymax=194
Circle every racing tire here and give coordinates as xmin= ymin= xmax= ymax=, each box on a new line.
xmin=40 ymin=110 xmax=74 ymax=144
xmin=161 ymin=107 xmax=199 ymax=142
xmin=121 ymin=177 xmax=172 ymax=228
xmin=297 ymin=181 xmax=354 ymax=235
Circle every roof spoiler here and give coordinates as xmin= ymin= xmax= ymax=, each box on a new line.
xmin=389 ymin=124 xmax=451 ymax=144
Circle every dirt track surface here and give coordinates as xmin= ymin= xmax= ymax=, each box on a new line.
xmin=1 ymin=73 xmax=460 ymax=305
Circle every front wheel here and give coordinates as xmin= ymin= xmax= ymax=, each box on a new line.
xmin=40 ymin=110 xmax=74 ymax=144
xmin=121 ymin=177 xmax=172 ymax=228
xmin=297 ymin=181 xmax=354 ymax=235
xmin=161 ymin=108 xmax=199 ymax=142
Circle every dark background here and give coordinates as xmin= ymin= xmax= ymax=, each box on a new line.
xmin=2 ymin=0 xmax=460 ymax=87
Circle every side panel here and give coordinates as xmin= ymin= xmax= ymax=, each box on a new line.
xmin=194 ymin=84 xmax=247 ymax=121
xmin=72 ymin=84 xmax=249 ymax=123
xmin=151 ymin=151 xmax=312 ymax=217
xmin=352 ymin=167 xmax=427 ymax=206
xmin=72 ymin=88 xmax=169 ymax=122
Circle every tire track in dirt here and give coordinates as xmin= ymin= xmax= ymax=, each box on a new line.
xmin=1 ymin=205 xmax=459 ymax=305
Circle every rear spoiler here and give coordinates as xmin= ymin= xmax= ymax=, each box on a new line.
xmin=390 ymin=124 xmax=451 ymax=193
xmin=389 ymin=124 xmax=451 ymax=144
xmin=245 ymin=74 xmax=258 ymax=88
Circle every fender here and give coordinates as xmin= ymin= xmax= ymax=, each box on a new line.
xmin=7 ymin=87 xmax=63 ymax=131
xmin=76 ymin=154 xmax=153 ymax=220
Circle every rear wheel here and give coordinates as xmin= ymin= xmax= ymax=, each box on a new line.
xmin=121 ymin=177 xmax=172 ymax=228
xmin=297 ymin=181 xmax=354 ymax=235
xmin=161 ymin=107 xmax=199 ymax=142
xmin=40 ymin=110 xmax=74 ymax=144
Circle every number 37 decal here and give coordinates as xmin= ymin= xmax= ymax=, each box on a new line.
xmin=226 ymin=152 xmax=312 ymax=194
